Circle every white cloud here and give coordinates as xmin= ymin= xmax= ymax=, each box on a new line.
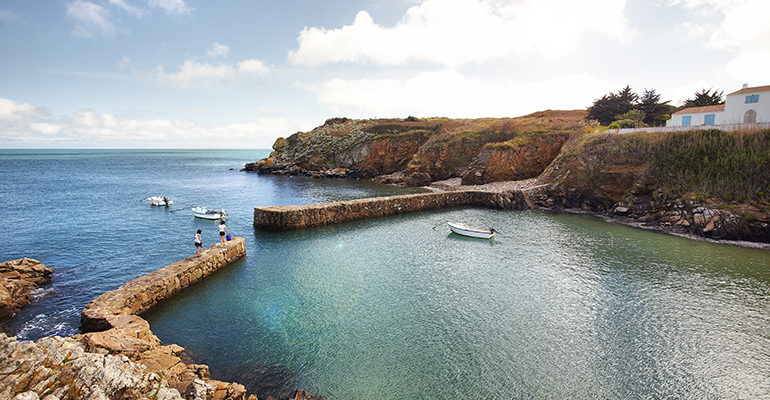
xmin=311 ymin=70 xmax=610 ymax=118
xmin=289 ymin=0 xmax=634 ymax=67
xmin=207 ymin=42 xmax=230 ymax=58
xmin=237 ymin=59 xmax=269 ymax=76
xmin=156 ymin=61 xmax=235 ymax=88
xmin=0 ymin=97 xmax=304 ymax=148
xmin=29 ymin=123 xmax=62 ymax=135
xmin=155 ymin=57 xmax=270 ymax=88
xmin=725 ymin=51 xmax=770 ymax=84
xmin=0 ymin=98 xmax=38 ymax=119
xmin=107 ymin=0 xmax=144 ymax=17
xmin=66 ymin=1 xmax=118 ymax=38
xmin=669 ymin=0 xmax=770 ymax=83
xmin=148 ymin=0 xmax=194 ymax=16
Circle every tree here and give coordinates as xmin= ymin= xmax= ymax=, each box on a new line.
xmin=613 ymin=110 xmax=647 ymax=128
xmin=637 ymin=89 xmax=676 ymax=126
xmin=683 ymin=88 xmax=724 ymax=108
xmin=586 ymin=85 xmax=638 ymax=125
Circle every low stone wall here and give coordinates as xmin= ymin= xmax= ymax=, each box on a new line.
xmin=253 ymin=190 xmax=508 ymax=230
xmin=82 ymin=238 xmax=246 ymax=332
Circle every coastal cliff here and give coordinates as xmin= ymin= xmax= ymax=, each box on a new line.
xmin=244 ymin=111 xmax=590 ymax=185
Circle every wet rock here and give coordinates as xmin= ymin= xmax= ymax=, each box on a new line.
xmin=0 ymin=258 xmax=53 ymax=320
xmin=613 ymin=206 xmax=629 ymax=215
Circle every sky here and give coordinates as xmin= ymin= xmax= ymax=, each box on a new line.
xmin=0 ymin=0 xmax=768 ymax=148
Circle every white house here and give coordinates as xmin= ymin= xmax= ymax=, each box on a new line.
xmin=666 ymin=84 xmax=770 ymax=127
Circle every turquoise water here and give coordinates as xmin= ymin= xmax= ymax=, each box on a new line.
xmin=1 ymin=150 xmax=769 ymax=399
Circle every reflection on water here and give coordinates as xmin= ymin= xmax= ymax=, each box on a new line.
xmin=145 ymin=208 xmax=770 ymax=400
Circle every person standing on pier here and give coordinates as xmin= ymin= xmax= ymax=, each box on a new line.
xmin=194 ymin=229 xmax=203 ymax=255
xmin=218 ymin=220 xmax=228 ymax=244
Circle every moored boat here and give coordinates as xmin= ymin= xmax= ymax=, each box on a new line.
xmin=447 ymin=221 xmax=496 ymax=239
xmin=144 ymin=196 xmax=173 ymax=206
xmin=192 ymin=206 xmax=227 ymax=220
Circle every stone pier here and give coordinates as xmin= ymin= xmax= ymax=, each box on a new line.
xmin=81 ymin=237 xmax=246 ymax=332
xmin=75 ymin=238 xmax=253 ymax=400
xmin=253 ymin=188 xmax=549 ymax=230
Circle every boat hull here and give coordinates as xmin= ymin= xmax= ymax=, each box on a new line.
xmin=192 ymin=207 xmax=226 ymax=220
xmin=145 ymin=196 xmax=173 ymax=206
xmin=447 ymin=222 xmax=494 ymax=239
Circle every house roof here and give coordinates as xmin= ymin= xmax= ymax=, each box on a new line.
xmin=672 ymin=104 xmax=725 ymax=115
xmin=727 ymin=85 xmax=770 ymax=96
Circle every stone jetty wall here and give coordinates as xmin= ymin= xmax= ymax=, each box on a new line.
xmin=82 ymin=237 xmax=246 ymax=332
xmin=253 ymin=190 xmax=508 ymax=230
xmin=252 ymin=188 xmax=555 ymax=231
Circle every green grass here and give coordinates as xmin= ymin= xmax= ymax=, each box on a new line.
xmin=564 ymin=128 xmax=770 ymax=203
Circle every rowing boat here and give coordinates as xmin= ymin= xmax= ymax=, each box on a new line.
xmin=192 ymin=206 xmax=227 ymax=220
xmin=447 ymin=221 xmax=496 ymax=239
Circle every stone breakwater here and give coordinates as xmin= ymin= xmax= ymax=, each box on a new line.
xmin=81 ymin=238 xmax=246 ymax=332
xmin=253 ymin=188 xmax=556 ymax=231
xmin=253 ymin=190 xmax=527 ymax=230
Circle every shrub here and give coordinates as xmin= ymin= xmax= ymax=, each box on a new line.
xmin=324 ymin=117 xmax=349 ymax=125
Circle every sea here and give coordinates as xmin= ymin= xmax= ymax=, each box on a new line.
xmin=1 ymin=149 xmax=768 ymax=399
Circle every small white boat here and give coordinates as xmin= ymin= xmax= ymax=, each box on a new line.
xmin=447 ymin=221 xmax=496 ymax=239
xmin=144 ymin=196 xmax=173 ymax=206
xmin=192 ymin=206 xmax=227 ymax=220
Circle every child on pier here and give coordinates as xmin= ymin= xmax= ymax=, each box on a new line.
xmin=194 ymin=229 xmax=203 ymax=255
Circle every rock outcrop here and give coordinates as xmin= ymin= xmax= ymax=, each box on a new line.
xmin=0 ymin=258 xmax=52 ymax=320
xmin=245 ymin=111 xmax=590 ymax=186
xmin=0 ymin=333 xmax=185 ymax=400
xmin=460 ymin=131 xmax=572 ymax=185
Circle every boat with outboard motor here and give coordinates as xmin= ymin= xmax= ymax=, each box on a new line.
xmin=447 ymin=221 xmax=496 ymax=239
xmin=192 ymin=206 xmax=227 ymax=220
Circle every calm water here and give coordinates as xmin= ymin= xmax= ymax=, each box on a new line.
xmin=2 ymin=150 xmax=769 ymax=399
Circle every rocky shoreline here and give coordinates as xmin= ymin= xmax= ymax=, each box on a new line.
xmin=428 ymin=178 xmax=770 ymax=248
xmin=0 ymin=259 xmax=52 ymax=321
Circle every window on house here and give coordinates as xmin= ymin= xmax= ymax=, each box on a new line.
xmin=744 ymin=110 xmax=757 ymax=124
xmin=745 ymin=94 xmax=759 ymax=103
xmin=682 ymin=115 xmax=691 ymax=126
xmin=704 ymin=114 xmax=715 ymax=125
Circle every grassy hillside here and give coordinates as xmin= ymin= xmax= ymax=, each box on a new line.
xmin=554 ymin=128 xmax=770 ymax=203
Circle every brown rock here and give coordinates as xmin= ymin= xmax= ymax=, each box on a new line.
xmin=0 ymin=258 xmax=52 ymax=320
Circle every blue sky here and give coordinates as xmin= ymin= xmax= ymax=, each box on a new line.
xmin=1 ymin=0 xmax=768 ymax=148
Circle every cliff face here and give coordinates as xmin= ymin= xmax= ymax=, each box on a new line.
xmin=460 ymin=131 xmax=571 ymax=185
xmin=244 ymin=118 xmax=440 ymax=178
xmin=245 ymin=111 xmax=590 ymax=184
xmin=538 ymin=129 xmax=770 ymax=242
